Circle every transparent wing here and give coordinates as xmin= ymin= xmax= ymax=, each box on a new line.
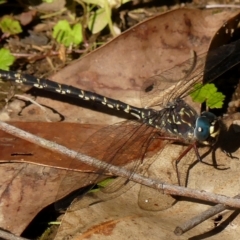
xmin=138 ymin=142 xmax=196 ymax=211
xmin=62 ymin=123 xmax=199 ymax=212
xmin=141 ymin=39 xmax=240 ymax=109
xmin=56 ymin=116 xmax=201 ymax=212
xmin=56 ymin=40 xmax=240 ymax=212
xmin=55 ymin=120 xmax=167 ymax=209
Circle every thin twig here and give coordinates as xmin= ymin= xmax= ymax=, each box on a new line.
xmin=14 ymin=94 xmax=52 ymax=122
xmin=204 ymin=4 xmax=240 ymax=9
xmin=0 ymin=229 xmax=29 ymax=240
xmin=174 ymin=194 xmax=240 ymax=235
xmin=0 ymin=121 xmax=240 ymax=208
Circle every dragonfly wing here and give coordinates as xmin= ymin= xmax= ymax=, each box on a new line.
xmin=141 ymin=39 xmax=240 ymax=109
xmin=141 ymin=51 xmax=206 ymax=108
xmin=138 ymin=142 xmax=197 ymax=211
xmin=56 ymin=120 xmax=166 ymax=209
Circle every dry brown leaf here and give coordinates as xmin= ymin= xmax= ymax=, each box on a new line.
xmin=0 ymin=8 xmax=239 ymax=236
xmin=0 ymin=122 xmax=104 ymax=234
xmin=0 ymin=122 xmax=101 ymax=169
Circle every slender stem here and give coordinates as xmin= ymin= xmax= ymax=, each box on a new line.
xmin=174 ymin=194 xmax=240 ymax=235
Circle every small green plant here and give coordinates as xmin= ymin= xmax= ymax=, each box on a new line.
xmin=190 ymin=83 xmax=225 ymax=109
xmin=52 ymin=20 xmax=83 ymax=47
xmin=89 ymin=178 xmax=115 ymax=193
xmin=0 ymin=48 xmax=15 ymax=70
xmin=80 ymin=0 xmax=132 ymax=36
xmin=87 ymin=6 xmax=110 ymax=34
xmin=0 ymin=16 xmax=22 ymax=35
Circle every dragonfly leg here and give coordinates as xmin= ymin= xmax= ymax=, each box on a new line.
xmin=174 ymin=143 xmax=198 ymax=186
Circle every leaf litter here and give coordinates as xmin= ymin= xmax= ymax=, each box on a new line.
xmin=0 ymin=3 xmax=239 ymax=240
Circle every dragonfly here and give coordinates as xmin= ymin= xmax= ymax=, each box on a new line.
xmin=0 ymin=39 xmax=240 ymax=211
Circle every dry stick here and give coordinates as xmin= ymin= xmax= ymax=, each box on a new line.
xmin=205 ymin=4 xmax=240 ymax=9
xmin=1 ymin=121 xmax=240 ymax=208
xmin=174 ymin=194 xmax=240 ymax=236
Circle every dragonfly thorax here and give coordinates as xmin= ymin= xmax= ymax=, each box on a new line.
xmin=146 ymin=99 xmax=198 ymax=142
xmin=145 ymin=99 xmax=220 ymax=146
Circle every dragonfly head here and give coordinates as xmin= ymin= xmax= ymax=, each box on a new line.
xmin=194 ymin=112 xmax=220 ymax=145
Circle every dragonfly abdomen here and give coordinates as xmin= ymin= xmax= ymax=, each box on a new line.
xmin=0 ymin=70 xmax=152 ymax=121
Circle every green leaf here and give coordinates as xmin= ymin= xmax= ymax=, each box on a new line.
xmin=0 ymin=48 xmax=15 ymax=70
xmin=190 ymin=83 xmax=225 ymax=109
xmin=96 ymin=178 xmax=114 ymax=188
xmin=88 ymin=178 xmax=115 ymax=193
xmin=52 ymin=20 xmax=83 ymax=47
xmin=71 ymin=23 xmax=83 ymax=45
xmin=53 ymin=20 xmax=71 ymax=46
xmin=0 ymin=0 xmax=7 ymax=4
xmin=0 ymin=16 xmax=22 ymax=35
xmin=88 ymin=8 xmax=108 ymax=34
